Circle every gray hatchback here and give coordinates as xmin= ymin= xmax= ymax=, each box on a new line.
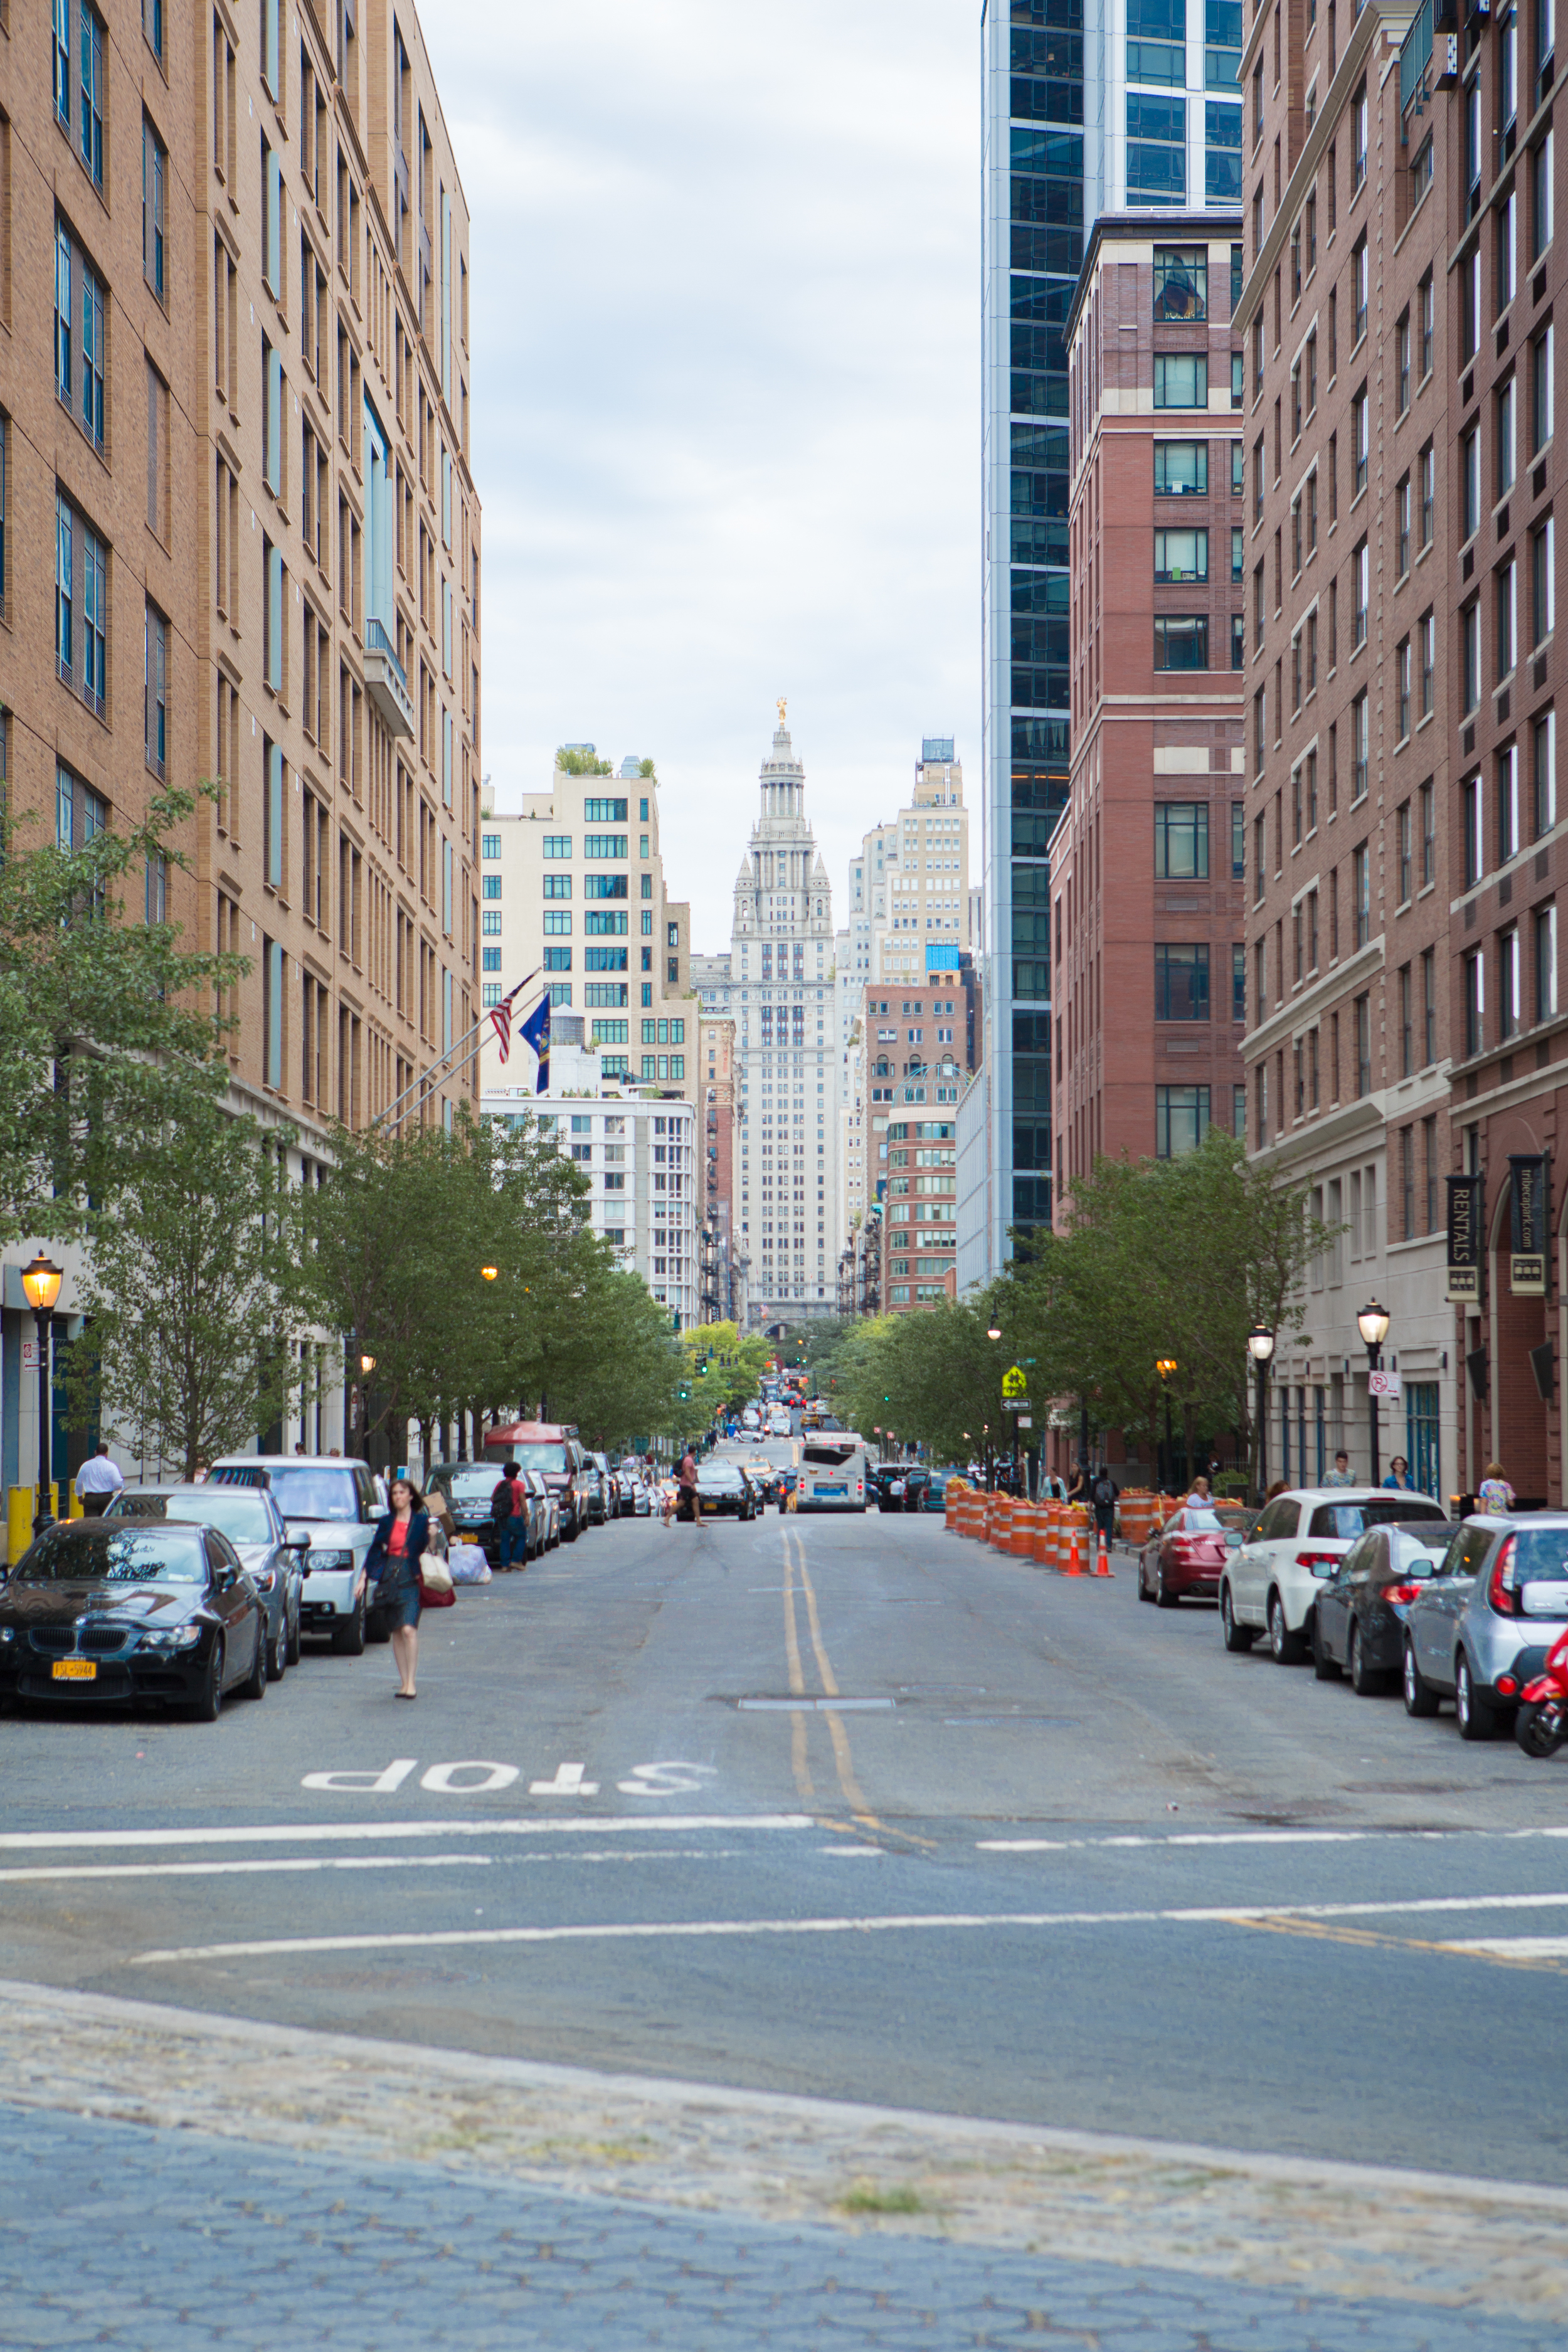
xmin=1402 ymin=1514 xmax=1568 ymax=1738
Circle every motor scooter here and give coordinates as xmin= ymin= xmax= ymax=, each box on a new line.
xmin=1515 ymin=1625 xmax=1568 ymax=1757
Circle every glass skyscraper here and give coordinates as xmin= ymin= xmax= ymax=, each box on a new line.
xmin=978 ymin=0 xmax=1242 ymax=1276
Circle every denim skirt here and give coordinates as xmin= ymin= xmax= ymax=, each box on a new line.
xmin=379 ymin=1565 xmax=421 ymax=1629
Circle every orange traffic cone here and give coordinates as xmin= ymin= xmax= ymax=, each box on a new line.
xmin=1064 ymin=1525 xmax=1083 ymax=1576
xmin=1094 ymin=1531 xmax=1115 ymax=1579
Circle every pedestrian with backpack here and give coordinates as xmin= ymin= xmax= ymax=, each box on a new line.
xmin=490 ymin=1458 xmax=527 ymax=1569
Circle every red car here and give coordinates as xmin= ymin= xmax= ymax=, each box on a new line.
xmin=1138 ymin=1504 xmax=1250 ymax=1608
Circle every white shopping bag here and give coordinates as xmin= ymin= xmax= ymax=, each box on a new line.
xmin=448 ymin=1542 xmax=492 ymax=1584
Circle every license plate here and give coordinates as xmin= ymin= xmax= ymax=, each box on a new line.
xmin=815 ymin=1485 xmax=846 ymax=1498
xmin=53 ymin=1658 xmax=96 ymax=1682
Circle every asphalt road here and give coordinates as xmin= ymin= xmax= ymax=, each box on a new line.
xmin=6 ymin=1447 xmax=1568 ymax=2186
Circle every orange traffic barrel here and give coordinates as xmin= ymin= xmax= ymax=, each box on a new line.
xmin=1029 ymin=1503 xmax=1052 ymax=1566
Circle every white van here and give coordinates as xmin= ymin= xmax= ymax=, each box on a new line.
xmin=208 ymin=1456 xmax=382 ymax=1653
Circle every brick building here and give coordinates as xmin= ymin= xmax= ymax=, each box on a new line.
xmin=863 ymin=968 xmax=982 ymax=1311
xmin=0 ymin=0 xmax=480 ymax=1478
xmin=1057 ymin=213 xmax=1249 ymax=1201
xmin=1237 ymin=0 xmax=1457 ymax=1494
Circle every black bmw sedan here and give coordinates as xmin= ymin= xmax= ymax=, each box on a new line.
xmin=0 ymin=1520 xmax=267 ymax=1721
xmin=693 ymin=1461 xmax=758 ymax=1521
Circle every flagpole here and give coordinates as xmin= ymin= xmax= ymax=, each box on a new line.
xmin=371 ymin=968 xmax=543 ymax=1131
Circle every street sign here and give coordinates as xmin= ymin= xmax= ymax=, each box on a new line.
xmin=1004 ymin=1399 xmax=1032 ymax=1413
xmin=1369 ymin=1369 xmax=1402 ymax=1399
xmin=1002 ymin=1365 xmax=1027 ymax=1400
xmin=1017 ymin=1416 xmax=1033 ymax=1429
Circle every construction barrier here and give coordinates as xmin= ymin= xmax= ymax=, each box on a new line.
xmin=1014 ymin=1501 xmax=1039 ymax=1559
xmin=1029 ymin=1503 xmax=1052 ymax=1567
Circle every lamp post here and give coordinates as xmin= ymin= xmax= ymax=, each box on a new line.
xmin=1155 ymin=1359 xmax=1178 ymax=1493
xmin=21 ymin=1254 xmax=65 ymax=1534
xmin=1247 ymin=1325 xmax=1275 ymax=1503
xmin=1357 ymin=1300 xmax=1391 ymax=1487
xmin=358 ymin=1352 xmax=376 ymax=1460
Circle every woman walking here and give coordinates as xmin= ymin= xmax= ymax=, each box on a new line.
xmin=366 ymin=1476 xmax=430 ymax=1700
xmin=1478 ymin=1460 xmax=1517 ymax=1515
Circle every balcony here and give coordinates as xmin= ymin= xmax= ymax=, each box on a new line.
xmin=363 ymin=616 xmax=415 ymax=738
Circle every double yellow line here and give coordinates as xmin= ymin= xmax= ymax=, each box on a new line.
xmin=781 ymin=1525 xmax=878 ymax=1830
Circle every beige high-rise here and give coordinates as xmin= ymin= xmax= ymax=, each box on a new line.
xmin=1 ymin=0 xmax=480 ymax=1141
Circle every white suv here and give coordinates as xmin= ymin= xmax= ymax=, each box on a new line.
xmin=208 ymin=1456 xmax=383 ymax=1654
xmin=1220 ymin=1486 xmax=1450 ymax=1663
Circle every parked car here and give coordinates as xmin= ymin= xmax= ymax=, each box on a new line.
xmin=583 ymin=1453 xmax=612 ymax=1527
xmin=767 ymin=1409 xmax=793 ymax=1438
xmin=1311 ymin=1522 xmax=1454 ymax=1692
xmin=105 ymin=1483 xmax=305 ymax=1681
xmin=521 ymin=1470 xmax=559 ymax=1552
xmin=1138 ymin=1503 xmax=1249 ymax=1608
xmin=693 ymin=1461 xmax=758 ymax=1520
xmin=429 ymin=1461 xmax=512 ymax=1565
xmin=871 ymin=1464 xmax=921 ymax=1512
xmin=1218 ymin=1487 xmax=1449 ymax=1663
xmin=208 ymin=1456 xmax=382 ymax=1654
xmin=0 ymin=1517 xmax=267 ymax=1719
xmin=920 ymin=1472 xmax=952 ymax=1513
xmin=1402 ymin=1513 xmax=1568 ymax=1737
xmin=622 ymin=1476 xmax=652 ymax=1518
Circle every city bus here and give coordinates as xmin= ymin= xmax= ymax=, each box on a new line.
xmin=792 ymin=1433 xmax=870 ymax=1513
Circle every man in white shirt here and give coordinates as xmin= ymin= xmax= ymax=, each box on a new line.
xmin=75 ymin=1443 xmax=125 ymax=1517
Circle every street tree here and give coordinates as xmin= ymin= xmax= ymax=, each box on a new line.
xmin=64 ymin=1104 xmax=305 ymax=1478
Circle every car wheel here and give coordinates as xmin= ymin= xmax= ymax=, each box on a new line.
xmin=1515 ymin=1699 xmax=1568 ymax=1757
xmin=331 ymin=1592 xmax=366 ymax=1657
xmin=1348 ymin=1622 xmax=1389 ymax=1697
xmin=1455 ymin=1652 xmax=1498 ymax=1740
xmin=240 ymin=1614 xmax=268 ymax=1700
xmin=1221 ymin=1586 xmax=1256 ymax=1652
xmin=1402 ymin=1638 xmax=1440 ymax=1717
xmin=1155 ymin=1572 xmax=1180 ymax=1608
xmin=189 ymin=1637 xmax=225 ymax=1723
xmin=266 ymin=1608 xmax=289 ymax=1683
xmin=1312 ymin=1614 xmax=1343 ymax=1680
xmin=1268 ymin=1592 xmax=1307 ymax=1664
xmin=285 ymin=1604 xmax=302 ymax=1666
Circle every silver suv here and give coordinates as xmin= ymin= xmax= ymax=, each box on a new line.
xmin=1403 ymin=1513 xmax=1568 ymax=1738
xmin=208 ymin=1457 xmax=381 ymax=1655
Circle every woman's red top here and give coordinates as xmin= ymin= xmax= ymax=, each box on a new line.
xmin=388 ymin=1519 xmax=408 ymax=1558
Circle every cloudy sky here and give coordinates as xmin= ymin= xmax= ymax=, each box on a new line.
xmin=426 ymin=1 xmax=980 ymax=954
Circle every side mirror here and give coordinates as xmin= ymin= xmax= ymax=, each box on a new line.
xmin=288 ymin=1533 xmax=311 ymax=1555
xmin=213 ymin=1565 xmax=237 ymax=1590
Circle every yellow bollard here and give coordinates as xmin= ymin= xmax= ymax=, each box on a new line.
xmin=7 ymin=1485 xmax=33 ymax=1560
xmin=68 ymin=1480 xmax=85 ymax=1520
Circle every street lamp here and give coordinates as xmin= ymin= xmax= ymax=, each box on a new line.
xmin=21 ymin=1254 xmax=64 ymax=1534
xmin=1357 ymin=1300 xmax=1391 ymax=1486
xmin=1155 ymin=1358 xmax=1178 ymax=1494
xmin=1247 ymin=1325 xmax=1275 ymax=1503
xmin=987 ymin=1320 xmax=1002 ymax=1342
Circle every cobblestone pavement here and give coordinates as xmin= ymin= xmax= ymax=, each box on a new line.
xmin=3 ymin=2099 xmax=1555 ymax=2352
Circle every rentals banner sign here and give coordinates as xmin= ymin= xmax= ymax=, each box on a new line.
xmin=1446 ymin=1172 xmax=1483 ymax=1303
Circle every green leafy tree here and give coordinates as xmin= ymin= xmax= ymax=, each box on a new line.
xmin=0 ymin=787 xmax=245 ymax=1243
xmin=64 ymin=1104 xmax=304 ymax=1478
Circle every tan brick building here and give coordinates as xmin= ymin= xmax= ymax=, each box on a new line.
xmin=3 ymin=0 xmax=480 ymax=1137
xmin=1058 ymin=214 xmax=1248 ymax=1197
xmin=0 ymin=0 xmax=479 ymax=1473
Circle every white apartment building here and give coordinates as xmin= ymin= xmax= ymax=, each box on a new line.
xmin=477 ymin=751 xmax=691 ymax=1094
xmin=483 ymin=1037 xmax=697 ymax=1327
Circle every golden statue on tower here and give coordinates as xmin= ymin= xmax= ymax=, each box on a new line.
xmin=776 ymin=696 xmax=787 ymax=729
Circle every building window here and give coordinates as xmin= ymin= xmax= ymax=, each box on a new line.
xmin=1498 ymin=377 xmax=1518 ymax=496
xmin=1536 ymin=901 xmax=1558 ymax=1019
xmin=1354 ymin=993 xmax=1372 ymax=1095
xmin=1500 ymin=924 xmax=1522 ymax=1039
xmin=1419 ymin=610 xmax=1436 ymax=717
xmin=1350 ymin=79 xmax=1367 ymax=190
xmin=482 ymin=832 xmax=501 ymax=859
xmin=1463 ymin=772 xmax=1484 ymax=888
xmin=542 ymin=835 xmax=572 ymax=857
xmin=143 ymin=118 xmax=166 ymax=300
xmin=1153 ymin=527 xmax=1207 ymax=581
xmin=1498 ymin=557 xmax=1518 ymax=679
xmin=144 ymin=605 xmax=167 ymax=777
xmin=1152 ymin=247 xmax=1207 ymax=319
xmin=1463 ymin=602 xmax=1481 ymax=714
xmin=1352 ymin=842 xmax=1370 ymax=947
xmin=1500 ymin=743 xmax=1521 ymax=863
xmin=1533 ymin=130 xmax=1555 ymax=257
xmin=1154 ymin=802 xmax=1209 ymax=878
xmin=1154 ymin=941 xmax=1210 ymax=1020
xmin=1154 ymin=615 xmax=1208 ymax=669
xmin=1156 ymin=1084 xmax=1210 ymax=1158
xmin=1534 ymin=518 xmax=1555 ymax=645
xmin=1352 ymin=235 xmax=1368 ymax=344
xmin=1465 ymin=947 xmax=1485 ymax=1056
xmin=1352 ymin=538 xmax=1369 ymax=645
xmin=1535 ymin=708 xmax=1557 ymax=835
xmin=80 ymin=5 xmax=105 ymax=186
xmin=1153 ymin=354 xmax=1207 ymax=410
xmin=1396 ymin=637 xmax=1411 ymax=741
xmin=1422 ymin=945 xmax=1437 ymax=1064
xmin=1232 ymin=941 xmax=1246 ymax=1023
xmin=1352 ymin=391 xmax=1368 ymax=497
xmin=1351 ymin=692 xmax=1368 ymax=801
xmin=1397 ymin=800 xmax=1413 ymax=906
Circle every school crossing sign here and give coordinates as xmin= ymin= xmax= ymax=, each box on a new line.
xmin=1002 ymin=1364 xmax=1029 ymax=1412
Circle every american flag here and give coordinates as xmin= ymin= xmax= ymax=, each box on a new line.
xmin=488 ymin=980 xmax=528 ymax=1065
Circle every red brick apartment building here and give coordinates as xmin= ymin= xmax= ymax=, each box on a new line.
xmin=865 ymin=970 xmax=982 ymax=1312
xmin=1056 ymin=216 xmax=1248 ymax=1199
xmin=1237 ymin=0 xmax=1459 ymax=1495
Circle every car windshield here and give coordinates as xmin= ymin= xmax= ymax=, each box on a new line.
xmin=263 ymin=1469 xmax=361 ymax=1522
xmin=16 ymin=1527 xmax=209 ymax=1584
xmin=1309 ymin=1499 xmax=1446 ymax=1539
xmin=697 ymin=1464 xmax=741 ymax=1488
xmin=443 ymin=1467 xmax=503 ymax=1502
xmin=497 ymin=1444 xmax=568 ymax=1473
xmin=1510 ymin=1530 xmax=1568 ymax=1584
xmin=111 ymin=1490 xmax=275 ymax=1544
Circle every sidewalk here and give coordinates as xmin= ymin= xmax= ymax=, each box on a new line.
xmin=2 ymin=2098 xmax=1549 ymax=2351
xmin=0 ymin=1980 xmax=1562 ymax=2348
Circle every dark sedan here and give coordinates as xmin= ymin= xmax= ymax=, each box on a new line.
xmin=694 ymin=1462 xmax=758 ymax=1520
xmin=0 ymin=1520 xmax=267 ymax=1720
xmin=431 ymin=1461 xmax=519 ymax=1565
xmin=106 ymin=1483 xmax=305 ymax=1682
xmin=871 ymin=1464 xmax=924 ymax=1512
xmin=1138 ymin=1505 xmax=1250 ymax=1607
xmin=1315 ymin=1520 xmax=1456 ymax=1693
